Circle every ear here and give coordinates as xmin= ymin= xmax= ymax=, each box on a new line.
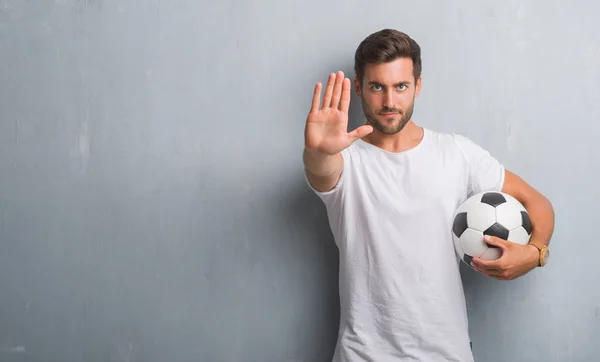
xmin=354 ymin=76 xmax=362 ymax=96
xmin=414 ymin=76 xmax=422 ymax=98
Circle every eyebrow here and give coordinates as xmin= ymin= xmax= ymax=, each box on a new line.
xmin=367 ymin=81 xmax=412 ymax=86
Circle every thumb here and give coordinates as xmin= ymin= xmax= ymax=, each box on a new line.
xmin=484 ymin=234 xmax=508 ymax=250
xmin=347 ymin=125 xmax=373 ymax=142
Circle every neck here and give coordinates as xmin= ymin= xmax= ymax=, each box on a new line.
xmin=362 ymin=120 xmax=424 ymax=153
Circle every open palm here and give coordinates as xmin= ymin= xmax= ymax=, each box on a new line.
xmin=305 ymin=71 xmax=373 ymax=155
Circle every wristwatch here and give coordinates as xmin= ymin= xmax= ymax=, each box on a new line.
xmin=528 ymin=240 xmax=549 ymax=267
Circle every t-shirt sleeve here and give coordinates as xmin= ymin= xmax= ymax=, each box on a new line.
xmin=453 ymin=134 xmax=505 ymax=197
xmin=303 ymin=148 xmax=350 ymax=208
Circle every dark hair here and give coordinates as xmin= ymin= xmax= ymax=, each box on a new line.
xmin=354 ymin=29 xmax=422 ymax=86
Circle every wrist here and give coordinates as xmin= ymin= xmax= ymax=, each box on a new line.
xmin=303 ymin=148 xmax=340 ymax=178
xmin=526 ymin=244 xmax=540 ymax=266
xmin=526 ymin=239 xmax=551 ymax=267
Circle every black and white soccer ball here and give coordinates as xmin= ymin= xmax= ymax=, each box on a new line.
xmin=452 ymin=191 xmax=533 ymax=268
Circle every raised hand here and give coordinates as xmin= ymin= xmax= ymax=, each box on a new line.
xmin=305 ymin=71 xmax=373 ymax=155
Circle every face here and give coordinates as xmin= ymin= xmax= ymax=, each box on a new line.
xmin=355 ymin=57 xmax=422 ymax=135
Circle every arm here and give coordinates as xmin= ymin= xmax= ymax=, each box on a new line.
xmin=471 ymin=170 xmax=555 ymax=280
xmin=303 ymin=71 xmax=372 ymax=193
xmin=502 ymin=170 xmax=555 ymax=250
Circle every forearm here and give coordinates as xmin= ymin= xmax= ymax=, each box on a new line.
xmin=502 ymin=170 xmax=555 ymax=247
xmin=302 ymin=148 xmax=342 ymax=178
xmin=525 ymin=192 xmax=555 ymax=247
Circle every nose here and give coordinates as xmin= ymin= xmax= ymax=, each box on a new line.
xmin=383 ymin=89 xmax=395 ymax=109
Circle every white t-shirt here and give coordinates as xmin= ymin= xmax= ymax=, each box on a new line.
xmin=305 ymin=128 xmax=505 ymax=362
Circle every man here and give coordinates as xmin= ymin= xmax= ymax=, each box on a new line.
xmin=303 ymin=29 xmax=555 ymax=361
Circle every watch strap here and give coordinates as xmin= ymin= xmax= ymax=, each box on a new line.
xmin=528 ymin=240 xmax=548 ymax=266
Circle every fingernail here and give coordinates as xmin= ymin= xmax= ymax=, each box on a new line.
xmin=484 ymin=235 xmax=490 ymax=241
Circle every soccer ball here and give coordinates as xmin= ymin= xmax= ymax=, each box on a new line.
xmin=451 ymin=191 xmax=533 ymax=268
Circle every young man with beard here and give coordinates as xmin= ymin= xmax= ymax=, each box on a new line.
xmin=303 ymin=29 xmax=554 ymax=361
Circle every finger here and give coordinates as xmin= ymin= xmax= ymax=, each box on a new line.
xmin=472 ymin=263 xmax=504 ymax=278
xmin=330 ymin=71 xmax=344 ymax=109
xmin=322 ymin=73 xmax=336 ymax=108
xmin=472 ymin=250 xmax=510 ymax=271
xmin=310 ymin=82 xmax=322 ymax=113
xmin=338 ymin=78 xmax=351 ymax=112
xmin=471 ymin=258 xmax=502 ymax=271
xmin=474 ymin=266 xmax=504 ymax=280
xmin=347 ymin=124 xmax=373 ymax=142
xmin=484 ymin=235 xmax=509 ymax=251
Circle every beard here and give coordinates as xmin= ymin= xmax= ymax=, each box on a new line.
xmin=362 ymin=97 xmax=415 ymax=135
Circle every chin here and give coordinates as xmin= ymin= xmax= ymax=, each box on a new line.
xmin=374 ymin=118 xmax=410 ymax=135
xmin=379 ymin=119 xmax=402 ymax=130
xmin=375 ymin=124 xmax=403 ymax=135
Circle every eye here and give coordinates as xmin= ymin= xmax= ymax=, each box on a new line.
xmin=396 ymin=84 xmax=407 ymax=91
xmin=371 ymin=84 xmax=382 ymax=91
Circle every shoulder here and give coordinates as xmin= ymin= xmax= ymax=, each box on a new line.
xmin=425 ymin=128 xmax=473 ymax=153
xmin=424 ymin=128 xmax=493 ymax=162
